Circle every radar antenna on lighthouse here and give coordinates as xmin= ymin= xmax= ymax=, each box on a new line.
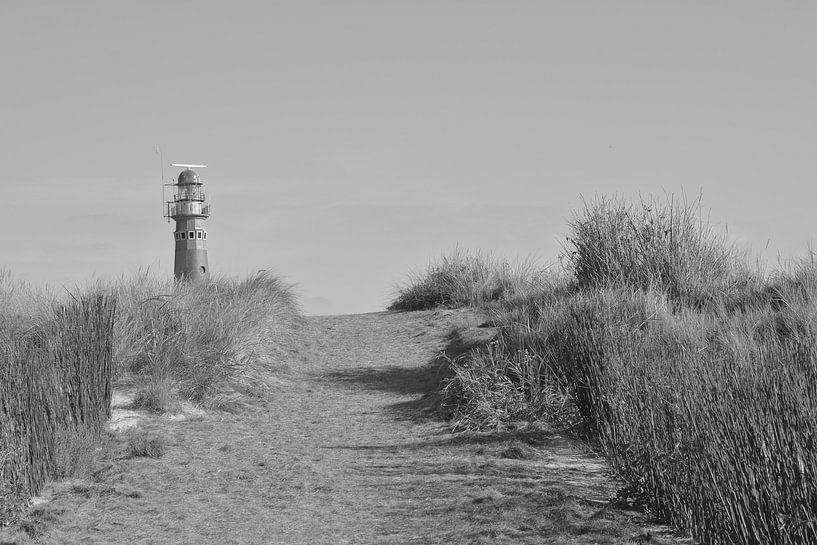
xmin=170 ymin=163 xmax=208 ymax=169
xmin=164 ymin=163 xmax=212 ymax=281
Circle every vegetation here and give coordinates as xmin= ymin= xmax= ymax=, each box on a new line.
xmin=392 ymin=194 xmax=817 ymax=544
xmin=0 ymin=269 xmax=302 ymax=526
xmin=110 ymin=270 xmax=302 ymax=410
xmin=388 ymin=248 xmax=547 ymax=311
xmin=0 ymin=279 xmax=116 ymax=526
xmin=125 ymin=429 xmax=166 ymax=459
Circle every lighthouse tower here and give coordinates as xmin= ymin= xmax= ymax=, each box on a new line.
xmin=165 ymin=164 xmax=211 ymax=281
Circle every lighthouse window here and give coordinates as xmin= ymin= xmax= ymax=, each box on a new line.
xmin=180 ymin=232 xmax=186 ymax=240
xmin=197 ymin=231 xmax=203 ymax=239
xmin=204 ymin=232 xmax=208 ymax=239
xmin=189 ymin=231 xmax=195 ymax=239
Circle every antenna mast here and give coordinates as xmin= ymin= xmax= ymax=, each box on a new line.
xmin=157 ymin=146 xmax=165 ymax=218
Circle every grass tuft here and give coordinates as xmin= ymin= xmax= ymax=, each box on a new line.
xmin=389 ymin=248 xmax=547 ymax=311
xmin=563 ymin=193 xmax=759 ymax=309
xmin=125 ymin=429 xmax=166 ymax=459
xmin=132 ymin=378 xmax=181 ymax=414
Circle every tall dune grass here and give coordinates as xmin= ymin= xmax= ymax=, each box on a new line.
xmin=564 ymin=194 xmax=760 ymax=308
xmin=0 ymin=274 xmax=115 ymax=524
xmin=110 ymin=270 xmax=302 ymax=408
xmin=388 ymin=249 xmax=548 ymax=311
xmin=392 ymin=194 xmax=817 ymax=544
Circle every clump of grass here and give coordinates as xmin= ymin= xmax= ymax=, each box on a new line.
xmin=132 ymin=378 xmax=181 ymax=414
xmin=51 ymin=425 xmax=101 ymax=480
xmin=442 ymin=332 xmax=572 ymax=431
xmin=125 ymin=429 xmax=166 ymax=459
xmin=564 ymin=193 xmax=759 ymax=308
xmin=389 ymin=249 xmax=547 ymax=311
xmin=110 ymin=269 xmax=302 ymax=409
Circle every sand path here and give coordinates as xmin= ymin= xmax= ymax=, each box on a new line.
xmin=19 ymin=310 xmax=689 ymax=544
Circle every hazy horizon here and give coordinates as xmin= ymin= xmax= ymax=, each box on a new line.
xmin=2 ymin=2 xmax=815 ymax=315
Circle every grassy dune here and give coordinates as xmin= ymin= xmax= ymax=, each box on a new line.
xmin=391 ymin=195 xmax=817 ymax=545
xmin=110 ymin=270 xmax=302 ymax=411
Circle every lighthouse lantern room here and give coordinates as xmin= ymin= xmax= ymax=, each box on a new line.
xmin=164 ymin=163 xmax=211 ymax=281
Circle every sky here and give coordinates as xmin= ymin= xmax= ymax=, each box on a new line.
xmin=1 ymin=1 xmax=815 ymax=315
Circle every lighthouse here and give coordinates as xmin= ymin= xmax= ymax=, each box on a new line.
xmin=165 ymin=164 xmax=211 ymax=281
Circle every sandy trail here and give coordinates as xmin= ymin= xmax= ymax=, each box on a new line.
xmin=17 ymin=310 xmax=690 ymax=544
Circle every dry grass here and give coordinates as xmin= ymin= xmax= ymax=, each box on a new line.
xmin=441 ymin=333 xmax=574 ymax=431
xmin=131 ymin=378 xmax=181 ymax=414
xmin=0 ymin=310 xmax=685 ymax=544
xmin=125 ymin=429 xmax=166 ymax=459
xmin=563 ymin=193 xmax=759 ymax=308
xmin=396 ymin=194 xmax=817 ymax=544
xmin=389 ymin=248 xmax=548 ymax=311
xmin=0 ymin=268 xmax=301 ymax=527
xmin=0 ymin=273 xmax=115 ymax=526
xmin=51 ymin=426 xmax=103 ymax=480
xmin=108 ymin=269 xmax=303 ymax=409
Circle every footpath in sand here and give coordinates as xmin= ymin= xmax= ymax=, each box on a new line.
xmin=15 ymin=310 xmax=691 ymax=544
